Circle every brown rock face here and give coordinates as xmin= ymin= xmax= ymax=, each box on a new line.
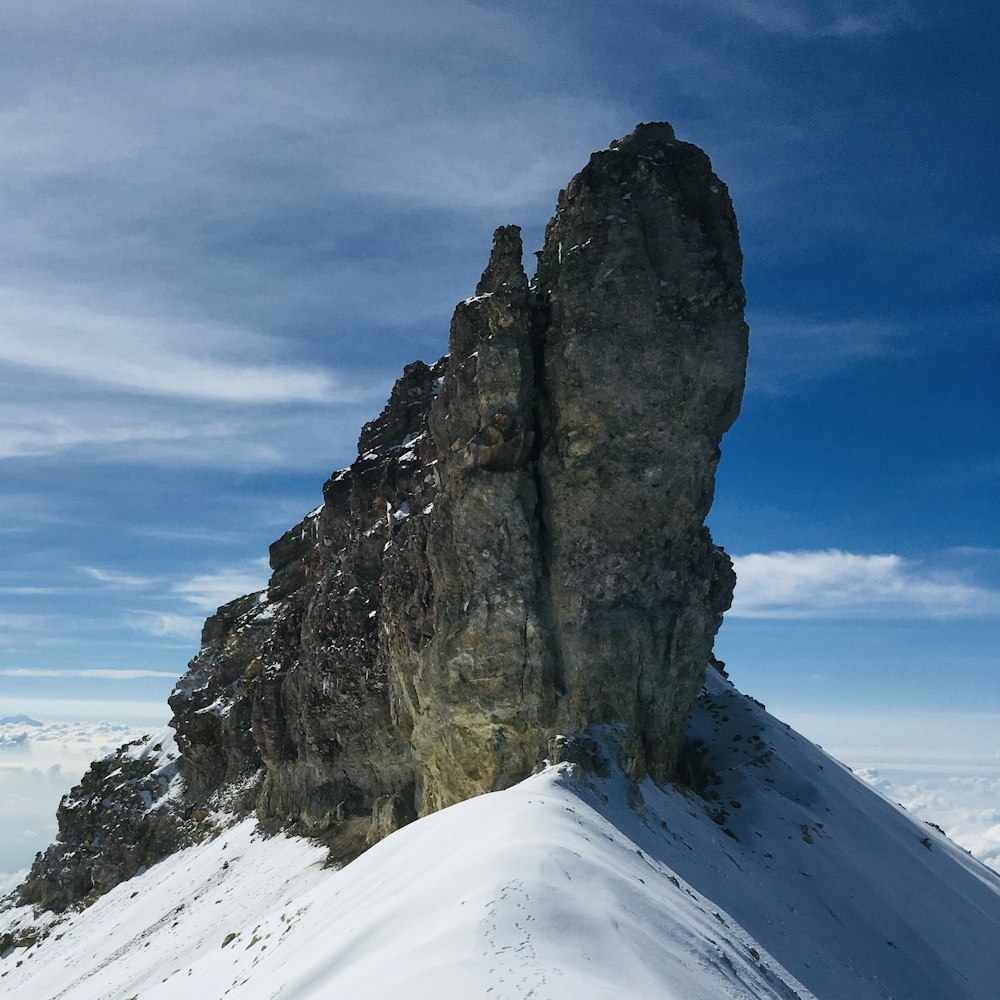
xmin=17 ymin=123 xmax=748 ymax=911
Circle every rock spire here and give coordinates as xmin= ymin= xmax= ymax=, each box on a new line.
xmin=19 ymin=123 xmax=748 ymax=911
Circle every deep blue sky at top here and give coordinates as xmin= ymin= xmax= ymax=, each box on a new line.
xmin=0 ymin=0 xmax=996 ymax=728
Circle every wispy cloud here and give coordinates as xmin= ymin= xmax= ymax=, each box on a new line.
xmin=126 ymin=525 xmax=252 ymax=545
xmin=745 ymin=313 xmax=917 ymax=394
xmin=950 ymin=546 xmax=1000 ymax=560
xmin=0 ymin=376 xmax=381 ymax=468
xmin=0 ymin=285 xmax=389 ymax=466
xmin=0 ymin=667 xmax=178 ymax=680
xmin=0 ymin=3 xmax=625 ymax=473
xmin=171 ymin=559 xmax=271 ymax=612
xmin=731 ymin=549 xmax=1000 ymax=619
xmin=683 ymin=0 xmax=914 ymax=38
xmin=0 ymin=587 xmax=74 ymax=596
xmin=0 ymin=288 xmax=359 ymax=405
xmin=0 ymin=492 xmax=66 ymax=529
xmin=0 ymin=613 xmax=52 ymax=632
xmin=744 ymin=304 xmax=999 ymax=395
xmin=127 ymin=611 xmax=205 ymax=641
xmin=79 ymin=566 xmax=159 ymax=589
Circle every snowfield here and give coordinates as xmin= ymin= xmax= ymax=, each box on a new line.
xmin=3 ymin=671 xmax=999 ymax=999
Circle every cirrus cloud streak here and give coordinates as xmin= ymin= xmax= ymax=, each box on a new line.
xmin=0 ymin=668 xmax=178 ymax=680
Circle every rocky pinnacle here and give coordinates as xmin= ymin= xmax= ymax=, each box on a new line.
xmin=18 ymin=124 xmax=748 ymax=911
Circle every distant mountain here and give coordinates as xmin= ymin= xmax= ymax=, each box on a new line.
xmin=0 ymin=715 xmax=42 ymax=727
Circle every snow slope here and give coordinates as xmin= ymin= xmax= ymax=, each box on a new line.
xmin=3 ymin=672 xmax=999 ymax=1000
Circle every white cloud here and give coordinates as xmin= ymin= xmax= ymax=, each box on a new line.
xmin=79 ymin=566 xmax=159 ymax=589
xmin=127 ymin=611 xmax=205 ymax=642
xmin=0 ymin=287 xmax=358 ymax=405
xmin=0 ymin=668 xmax=178 ymax=680
xmin=730 ymin=549 xmax=1000 ymax=619
xmin=171 ymin=558 xmax=271 ymax=612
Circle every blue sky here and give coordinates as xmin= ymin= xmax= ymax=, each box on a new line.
xmin=0 ymin=0 xmax=997 ymax=742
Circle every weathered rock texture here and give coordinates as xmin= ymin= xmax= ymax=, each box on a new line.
xmin=17 ymin=122 xmax=748 ymax=912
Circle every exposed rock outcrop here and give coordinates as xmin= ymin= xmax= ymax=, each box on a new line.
xmin=18 ymin=733 xmax=185 ymax=912
xmin=17 ymin=122 xmax=748 ymax=912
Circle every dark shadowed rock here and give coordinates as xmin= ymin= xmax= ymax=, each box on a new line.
xmin=16 ymin=123 xmax=748 ymax=911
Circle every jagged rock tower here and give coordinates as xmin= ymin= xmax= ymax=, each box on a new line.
xmin=19 ymin=123 xmax=749 ymax=911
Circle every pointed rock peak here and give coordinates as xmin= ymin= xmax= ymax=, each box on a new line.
xmin=475 ymin=224 xmax=527 ymax=296
xmin=13 ymin=126 xmax=748 ymax=912
xmin=608 ymin=120 xmax=677 ymax=153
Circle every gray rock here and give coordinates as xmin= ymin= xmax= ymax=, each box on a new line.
xmin=535 ymin=122 xmax=746 ymax=783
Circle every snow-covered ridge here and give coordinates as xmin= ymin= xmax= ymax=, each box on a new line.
xmin=3 ymin=673 xmax=999 ymax=999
